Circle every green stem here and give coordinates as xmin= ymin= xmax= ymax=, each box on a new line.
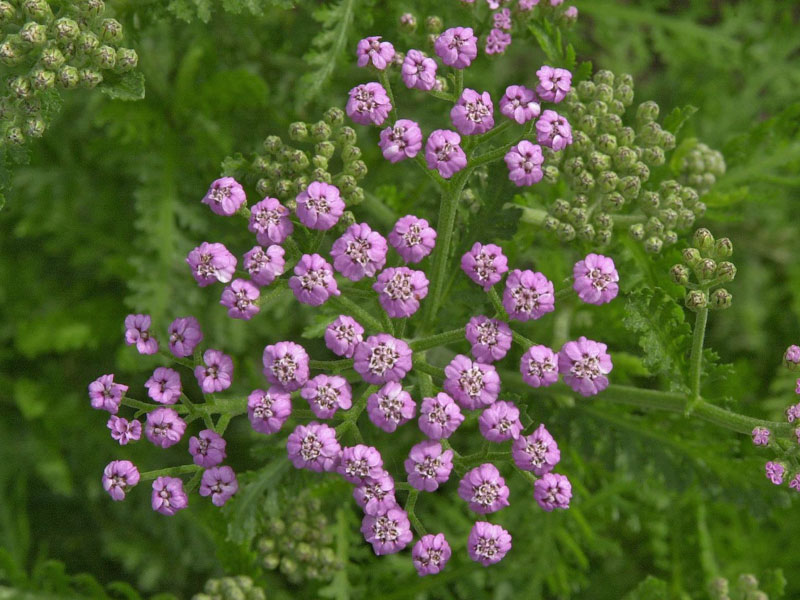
xmin=158 ymin=349 xmax=194 ymax=370
xmin=121 ymin=397 xmax=187 ymax=414
xmin=413 ymin=356 xmax=445 ymax=380
xmin=138 ymin=464 xmax=202 ymax=482
xmin=378 ymin=70 xmax=399 ymax=124
xmin=310 ymin=358 xmax=354 ymax=372
xmin=488 ymin=287 xmax=507 ymax=318
xmin=409 ymin=328 xmax=464 ymax=352
xmin=687 ymin=305 xmax=709 ymax=413
xmin=454 ymin=68 xmax=463 ymax=100
xmin=472 ymin=120 xmax=512 ymax=147
xmin=329 ymin=294 xmax=384 ymax=332
xmin=519 ymin=206 xmax=548 ymax=227
xmin=414 ymin=153 xmax=446 ymax=188
xmin=511 ymin=330 xmax=534 ymax=348
xmin=404 ymin=489 xmax=427 ymax=537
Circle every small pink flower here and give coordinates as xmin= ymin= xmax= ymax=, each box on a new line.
xmin=451 ymin=89 xmax=494 ymax=136
xmin=189 ymin=429 xmax=227 ymax=467
xmin=536 ymin=109 xmax=573 ymax=151
xmin=418 ymin=393 xmax=465 ymax=439
xmin=338 ymin=444 xmax=384 ymax=484
xmin=558 ymin=336 xmax=613 ymax=397
xmin=325 ymin=315 xmax=364 ymax=358
xmin=301 ymin=374 xmax=352 ymax=419
xmin=167 ymin=316 xmax=203 ymax=357
xmin=151 ymin=476 xmax=188 ymax=515
xmin=766 ymin=461 xmax=785 ymax=485
xmin=296 ymin=181 xmax=344 ymax=230
xmin=461 ymin=242 xmax=508 ymax=291
xmin=145 ymin=367 xmax=182 ymax=404
xmin=247 ymin=387 xmax=292 ymax=434
xmin=388 ymin=215 xmax=437 ymax=263
xmin=413 ymin=533 xmax=452 ymax=576
xmin=405 ymin=440 xmax=454 ymax=492
xmin=353 ymin=334 xmax=413 ymax=384
xmin=289 ymin=253 xmax=340 ymax=306
xmin=220 ymin=278 xmax=260 ymax=320
xmin=262 ymin=341 xmax=310 ymax=392
xmin=379 ymin=119 xmax=423 ymax=163
xmin=331 ymin=223 xmax=388 ymax=281
xmin=512 ymin=424 xmax=560 ymax=475
xmin=353 ymin=471 xmax=397 ymax=516
xmin=499 ymin=85 xmax=540 ymax=124
xmin=286 ymin=422 xmax=341 ymax=472
xmin=361 ymin=508 xmax=413 ymax=555
xmin=535 ymin=65 xmax=572 ymax=103
xmin=468 ymin=521 xmax=512 ymax=566
xmin=346 ymin=82 xmax=392 ymax=126
xmin=88 ymin=374 xmax=128 ymax=414
xmin=425 ymin=129 xmax=467 ymax=179
xmin=493 ymin=8 xmax=512 ymax=30
xmin=434 ymin=27 xmax=478 ymax=69
xmin=145 ymin=407 xmax=187 ymax=449
xmin=107 ymin=416 xmax=141 ymax=445
xmin=124 ymin=314 xmax=158 ymax=355
xmin=458 ymin=463 xmax=510 ymax=514
xmin=505 ymin=141 xmax=544 ymax=186
xmin=103 ymin=460 xmax=139 ymax=501
xmin=444 ymin=354 xmax=500 ymax=410
xmin=520 ymin=345 xmax=559 ymax=388
xmin=202 ymin=177 xmax=246 ymax=216
xmin=752 ymin=427 xmax=770 ymax=446
xmin=194 ymin=349 xmax=234 ymax=393
xmin=186 ymin=242 xmax=237 ymax=287
xmin=534 ymin=472 xmax=572 ymax=511
xmin=248 ymin=197 xmax=293 ymax=246
xmin=199 ymin=466 xmax=238 ymax=506
xmin=502 ymin=269 xmax=555 ymax=321
xmin=478 ymin=401 xmax=522 ymax=442
xmin=356 ymin=36 xmax=395 ymax=70
xmin=465 ymin=315 xmax=512 ymax=363
xmin=367 ymin=382 xmax=416 ymax=432
xmin=573 ymin=253 xmax=619 ymax=305
xmin=373 ymin=267 xmax=429 ymax=318
xmin=401 ymin=49 xmax=437 ymax=91
xmin=243 ymin=245 xmax=285 ymax=287
xmin=485 ymin=28 xmax=511 ymax=55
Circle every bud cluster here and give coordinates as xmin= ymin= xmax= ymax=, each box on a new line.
xmin=0 ymin=0 xmax=138 ymax=146
xmin=670 ymin=228 xmax=735 ymax=311
xmin=192 ymin=575 xmax=265 ymax=600
xmin=256 ymin=495 xmax=341 ymax=584
xmin=678 ymin=141 xmax=725 ymax=195
xmin=708 ymin=573 xmax=772 ymax=600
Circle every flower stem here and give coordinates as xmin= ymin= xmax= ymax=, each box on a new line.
xmin=138 ymin=464 xmax=202 ymax=482
xmin=454 ymin=68 xmax=464 ymax=100
xmin=379 ymin=70 xmax=399 ymax=124
xmin=329 ymin=294 xmax=384 ymax=332
xmin=487 ymin=287 xmax=507 ymax=318
xmin=404 ymin=489 xmax=427 ymax=537
xmin=413 ymin=356 xmax=445 ymax=380
xmin=409 ymin=328 xmax=464 ymax=351
xmin=687 ymin=305 xmax=709 ymax=413
xmin=309 ymin=358 xmax=354 ymax=372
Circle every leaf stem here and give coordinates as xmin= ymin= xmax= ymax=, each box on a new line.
xmin=138 ymin=464 xmax=202 ymax=482
xmin=687 ymin=304 xmax=709 ymax=413
xmin=409 ymin=328 xmax=464 ymax=352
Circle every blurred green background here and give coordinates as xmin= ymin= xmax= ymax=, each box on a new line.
xmin=1 ymin=1 xmax=799 ymax=598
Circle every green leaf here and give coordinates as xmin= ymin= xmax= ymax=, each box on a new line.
xmin=623 ymin=576 xmax=669 ymax=600
xmin=529 ymin=22 xmax=562 ymax=65
xmin=100 ymin=72 xmax=146 ymax=102
xmin=662 ymin=104 xmax=698 ymax=135
xmin=574 ymin=60 xmax=593 ymax=83
xmin=222 ymin=459 xmax=289 ymax=545
xmin=13 ymin=379 xmax=48 ymax=420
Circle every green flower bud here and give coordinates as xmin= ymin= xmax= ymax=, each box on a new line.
xmin=617 ymin=126 xmax=635 ymax=147
xmin=642 ymin=146 xmax=665 ymax=167
xmin=257 ymin=537 xmax=276 ymax=554
xmin=310 ymin=120 xmax=332 ymax=142
xmin=314 ymin=141 xmax=335 ymax=159
xmin=340 ymin=210 xmax=356 ymax=226
xmin=747 ymin=593 xmax=768 ymax=600
xmin=205 ymin=578 xmax=222 ymax=594
xmin=685 ymin=290 xmax=707 ymax=311
xmin=564 ymin=156 xmax=584 ymax=177
xmin=334 ymin=174 xmax=357 ymax=194
xmin=275 ymin=179 xmax=292 ymax=197
xmin=542 ymin=165 xmax=559 ymax=184
xmin=597 ymin=170 xmax=619 ymax=192
xmin=670 ymin=264 xmax=690 ymax=286
xmin=713 ymin=238 xmax=733 ymax=260
xmin=324 ymin=106 xmax=344 ymax=126
xmin=263 ymin=135 xmax=282 ymax=154
xmin=587 ymin=151 xmax=611 ymax=172
xmin=10 ymin=76 xmax=32 ymax=99
xmin=574 ymin=170 xmax=595 ymax=192
xmin=399 ymin=12 xmax=417 ymax=32
xmin=311 ymin=168 xmax=331 ymax=183
xmin=578 ymin=113 xmax=597 ymax=135
xmin=618 ymin=175 xmax=641 ymax=200
xmin=596 ymin=133 xmax=617 ymax=154
xmin=573 ymin=194 xmax=589 ymax=208
xmin=695 ymin=258 xmax=716 ymax=280
xmin=6 ymin=127 xmax=25 ymax=145
xmin=289 ymin=121 xmax=308 ymax=141
xmin=336 ymin=126 xmax=357 ymax=145
xmin=542 ymin=216 xmax=560 ymax=232
xmin=25 ymin=117 xmax=46 ymax=138
xmin=312 ymin=155 xmax=328 ymax=170
xmin=680 ymin=186 xmax=699 ymax=206
xmin=692 ymin=228 xmax=714 ymax=253
xmin=0 ymin=39 xmax=23 ymax=66
xmin=607 ymin=99 xmax=626 ymax=116
xmin=659 ymin=130 xmax=676 ymax=151
xmin=346 ymin=186 xmax=365 ymax=205
xmin=345 ymin=159 xmax=367 ymax=178
xmin=638 ymin=190 xmax=660 ymax=212
xmin=267 ymin=162 xmax=284 ymax=179
xmin=54 ymin=18 xmax=80 ymax=41
xmin=596 ymin=228 xmax=612 ymax=245
xmin=296 ymin=542 xmax=314 ymax=562
xmin=255 ymin=178 xmax=271 ymax=196
xmin=20 ymin=22 xmax=47 ymax=46
xmin=577 ymin=80 xmax=595 ymax=102
xmin=0 ymin=2 xmax=15 ymax=23
xmin=676 ymin=208 xmax=695 ymax=230
xmin=77 ymin=31 xmax=100 ymax=54
xmin=57 ymin=65 xmax=80 ymax=88
xmin=636 ymin=100 xmax=659 ymax=124
xmin=593 ymin=69 xmax=614 ymax=87
xmin=594 ymin=83 xmax=613 ymax=104
xmin=341 ymin=144 xmax=362 ymax=163
xmin=615 ymin=84 xmax=634 ymax=106
xmin=708 ymin=577 xmax=729 ymax=600
xmin=682 ymin=247 xmax=701 ymax=267
xmin=424 ymin=15 xmax=443 ymax=33
xmin=22 ymin=0 xmax=52 ymax=22
xmin=251 ymin=155 xmax=270 ymax=174
xmin=80 ymin=68 xmax=103 ymax=88
xmin=715 ymin=261 xmax=736 ymax=282
xmin=638 ymin=121 xmax=664 ymax=147
xmin=662 ymin=230 xmax=676 ymax=247
xmin=588 ymin=100 xmax=608 ymax=117
xmin=99 ymin=18 xmax=124 ymax=43
xmin=629 ymin=223 xmax=645 ymax=241
xmin=592 ymin=212 xmax=613 ymax=230
xmin=288 ymin=149 xmax=309 ymax=170
xmin=602 ymin=191 xmax=625 ymax=211
xmin=568 ymin=207 xmax=588 ymax=226
xmin=577 ymin=223 xmax=596 ymax=241
xmin=40 ymin=46 xmax=66 ymax=70
xmin=644 ymin=236 xmax=663 ymax=254
xmin=568 ymin=100 xmax=587 ymax=119
xmin=659 ymin=208 xmax=678 ymax=228
xmin=664 ymin=194 xmax=683 ymax=210
xmin=557 ymin=222 xmax=576 ymax=242
xmin=262 ymin=553 xmax=280 ymax=570
xmin=631 ymin=161 xmax=650 ymax=181
xmin=614 ymin=146 xmax=637 ymax=170
xmin=645 ymin=216 xmax=665 ymax=236
xmin=693 ymin=201 xmax=707 ymax=218
xmin=293 ymin=175 xmax=309 ymax=192
xmin=710 ymin=288 xmax=732 ymax=310
xmin=551 ymin=199 xmax=570 ymax=219
xmin=94 ymin=45 xmax=116 ymax=69
xmin=80 ymin=0 xmax=105 ymax=17
xmin=618 ymin=73 xmax=634 ymax=88
xmin=235 ymin=576 xmax=253 ymax=591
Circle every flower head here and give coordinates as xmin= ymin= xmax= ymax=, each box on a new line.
xmin=444 ymin=354 xmax=500 ymax=410
xmin=151 ymin=476 xmax=188 ymax=516
xmin=243 ymin=245 xmax=285 ymax=287
xmin=379 ymin=120 xmax=423 ymax=163
xmin=401 ymin=49 xmax=437 ymax=91
xmin=247 ymin=387 xmax=292 ymax=434
xmin=346 ymin=82 xmax=392 ymax=126
xmin=451 ymin=89 xmax=495 ymax=136
xmin=103 ymin=460 xmax=140 ymax=501
xmin=790 ymin=474 xmax=800 ymax=492
xmin=145 ymin=367 xmax=182 ymax=404
xmin=189 ymin=429 xmax=227 ymax=467
xmin=458 ymin=463 xmax=510 ymax=513
xmin=461 ymin=242 xmax=509 ymax=291
xmin=145 ymin=407 xmax=187 ymax=449
xmin=479 ymin=401 xmax=522 ymax=442
xmin=124 ymin=314 xmax=158 ymax=355
xmin=361 ymin=508 xmax=413 ymax=555
xmin=373 ymin=267 xmax=429 ymax=318
xmin=187 ymin=242 xmax=237 ymax=287
xmin=88 ymin=374 xmax=128 ymax=414
xmin=434 ymin=27 xmax=478 ymax=69
xmin=494 ymin=8 xmax=512 ymax=29
xmin=289 ymin=253 xmax=340 ymax=306
xmin=752 ymin=427 xmax=770 ymax=446
xmin=331 ymin=223 xmax=388 ymax=281
xmin=202 ymin=177 xmax=246 ymax=216
xmin=353 ymin=471 xmax=397 ymax=516
xmin=485 ymin=28 xmax=512 ymax=55
xmin=465 ymin=315 xmax=512 ymax=363
xmin=405 ymin=440 xmax=454 ymax=492
xmin=512 ymin=424 xmax=560 ymax=474
xmin=367 ymin=382 xmax=416 ymax=432
xmin=558 ymin=336 xmax=613 ymax=396
xmin=301 ymin=374 xmax=352 ymax=419
xmin=263 ymin=341 xmax=310 ymax=391
xmin=504 ymin=141 xmax=544 ymax=186
xmin=338 ymin=444 xmax=384 ymax=484
xmin=573 ymin=253 xmax=619 ymax=305
xmin=168 ymin=316 xmax=203 ymax=357
xmin=413 ymin=533 xmax=452 ymax=576
xmin=534 ymin=472 xmax=572 ymax=511
xmin=785 ymin=345 xmax=800 ymax=369
xmin=296 ymin=181 xmax=345 ymax=230
xmin=353 ymin=334 xmax=413 ymax=384
xmin=499 ymin=85 xmax=540 ymax=124
xmin=199 ymin=466 xmax=239 ymax=506
xmin=468 ymin=521 xmax=512 ymax=566
xmin=107 ymin=416 xmax=141 ymax=445
xmin=766 ymin=461 xmax=785 ymax=485
xmin=425 ymin=129 xmax=467 ymax=179
xmin=536 ymin=65 xmax=572 ymax=103
xmin=419 ymin=393 xmax=465 ymax=439
xmin=194 ymin=349 xmax=234 ymax=393
xmin=389 ymin=215 xmax=437 ymax=264
xmin=357 ymin=36 xmax=395 ymax=70
xmin=520 ymin=345 xmax=559 ymax=388
xmin=286 ymin=422 xmax=341 ymax=472
xmin=325 ymin=315 xmax=365 ymax=358
xmin=502 ymin=269 xmax=555 ymax=321
xmin=248 ymin=197 xmax=294 ymax=246
xmin=536 ymin=109 xmax=573 ymax=151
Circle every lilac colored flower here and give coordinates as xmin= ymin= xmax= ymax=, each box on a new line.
xmin=479 ymin=401 xmax=522 ymax=442
xmin=405 ymin=440 xmax=454 ymax=492
xmin=189 ymin=429 xmax=227 ymax=467
xmin=353 ymin=471 xmax=397 ymax=516
xmin=186 ymin=242 xmax=237 ymax=287
xmin=425 ymin=129 xmax=467 ymax=179
xmin=88 ymin=374 xmax=128 ymax=414
xmin=389 ymin=215 xmax=437 ymax=264
xmin=145 ymin=407 xmax=187 ymax=449
xmin=220 ymin=278 xmax=260 ymax=320
xmin=502 ymin=269 xmax=555 ymax=321
xmin=301 ymin=374 xmax=352 ymax=419
xmin=202 ymin=177 xmax=246 ymax=216
xmin=419 ymin=393 xmax=465 ymax=439
xmin=107 ymin=416 xmax=141 ymax=445
xmin=346 ymin=82 xmax=392 ymax=126
xmin=465 ymin=315 xmax=512 ymax=363
xmin=401 ymin=49 xmax=437 ymax=91
xmin=373 ymin=267 xmax=429 ymax=318
xmin=361 ymin=507 xmax=413 ymax=555
xmin=338 ymin=445 xmax=384 ymax=484
xmin=331 ymin=223 xmax=388 ymax=281
xmin=325 ymin=315 xmax=364 ymax=358
xmin=248 ymin=197 xmax=294 ymax=246
xmin=151 ymin=476 xmax=188 ymax=516
xmin=535 ymin=65 xmax=572 ymax=103
xmin=536 ymin=109 xmax=573 ymax=151
xmin=458 ymin=463 xmax=510 ymax=513
xmin=367 ymin=382 xmax=416 ymax=432
xmin=124 ymin=314 xmax=158 ymax=355
xmin=353 ymin=334 xmax=413 ymax=384
xmin=461 ymin=242 xmax=508 ymax=291
xmin=520 ymin=345 xmax=559 ymax=388
xmin=519 ymin=0 xmax=539 ymax=10
xmin=434 ymin=27 xmax=478 ymax=69
xmin=786 ymin=403 xmax=800 ymax=423
xmin=286 ymin=422 xmax=341 ymax=472
xmin=534 ymin=472 xmax=572 ymax=511
xmin=262 ymin=341 xmax=309 ymax=391
xmin=752 ymin=427 xmax=770 ymax=446
xmin=785 ymin=345 xmax=800 ymax=369
xmin=296 ymin=181 xmax=345 ymax=231
xmin=493 ymin=8 xmax=512 ymax=30
xmin=790 ymin=474 xmax=800 ymax=492
xmin=512 ymin=424 xmax=560 ymax=474
xmin=558 ymin=336 xmax=613 ymax=396
xmin=468 ymin=521 xmax=512 ymax=566
xmin=199 ymin=465 xmax=239 ymax=507
xmin=573 ymin=253 xmax=619 ymax=305
xmin=444 ymin=354 xmax=500 ymax=410
xmin=168 ymin=316 xmax=203 ymax=357
xmin=243 ymin=245 xmax=285 ymax=287
xmin=103 ymin=460 xmax=140 ymax=501
xmin=451 ymin=89 xmax=495 ymax=136
xmin=289 ymin=253 xmax=340 ymax=306
xmin=550 ymin=0 xmax=564 ymax=5
xmin=485 ymin=28 xmax=512 ymax=55
xmin=247 ymin=388 xmax=292 ymax=434
xmin=796 ymin=378 xmax=800 ymax=394
xmin=564 ymin=5 xmax=578 ymax=19
xmin=505 ymin=141 xmax=544 ymax=186
xmin=379 ymin=120 xmax=423 ymax=163
xmin=499 ymin=85 xmax=540 ymax=125
xmin=357 ymin=36 xmax=395 ymax=70
xmin=194 ymin=349 xmax=234 ymax=393
xmin=766 ymin=461 xmax=785 ymax=485
xmin=413 ymin=533 xmax=452 ymax=576
xmin=145 ymin=367 xmax=182 ymax=404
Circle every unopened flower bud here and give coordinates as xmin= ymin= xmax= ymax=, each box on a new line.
xmin=323 ymin=106 xmax=344 ymax=126
xmin=685 ymin=289 xmax=707 ymax=310
xmin=617 ymin=126 xmax=635 ymax=146
xmin=682 ymin=247 xmax=701 ymax=267
xmin=636 ymin=100 xmax=659 ymax=123
xmin=659 ymin=208 xmax=678 ymax=228
xmin=551 ymin=199 xmax=570 ymax=219
xmin=275 ymin=179 xmax=293 ymax=197
xmin=557 ymin=222 xmax=576 ymax=242
xmin=645 ymin=216 xmax=664 ymax=236
xmin=709 ymin=288 xmax=732 ymax=309
xmin=614 ymin=146 xmax=637 ymax=170
xmin=310 ymin=120 xmax=332 ymax=142
xmin=597 ymin=170 xmax=619 ymax=193
xmin=578 ymin=113 xmax=597 ymax=135
xmin=20 ymin=22 xmax=47 ymax=46
xmin=80 ymin=0 xmax=105 ymax=17
xmin=311 ymin=168 xmax=331 ymax=183
xmin=695 ymin=258 xmax=716 ymax=281
xmin=257 ymin=537 xmax=276 ymax=554
xmin=40 ymin=46 xmax=66 ymax=70
xmin=400 ymin=12 xmax=417 ymax=32
xmin=596 ymin=228 xmax=612 ymax=245
xmin=587 ymin=151 xmax=611 ymax=172
xmin=341 ymin=144 xmax=362 ymax=163
xmin=255 ymin=178 xmax=271 ymax=196
xmin=572 ymin=194 xmax=588 ymax=208
xmin=596 ymin=133 xmax=617 ymax=154
xmin=345 ymin=159 xmax=367 ymax=178
xmin=0 ymin=2 xmax=15 ymax=22
xmin=311 ymin=155 xmax=328 ymax=170
xmin=692 ymin=228 xmax=714 ymax=253
xmin=615 ymin=84 xmax=634 ymax=106
xmin=670 ymin=264 xmax=690 ymax=286
xmin=293 ymin=176 xmax=309 ymax=193
xmin=100 ymin=18 xmax=124 ymax=43
xmin=660 ymin=130 xmax=676 ymax=150
xmin=425 ymin=15 xmax=443 ymax=33
xmin=80 ymin=68 xmax=103 ymax=88
xmin=571 ymin=130 xmax=592 ymax=154
xmin=715 ymin=261 xmax=736 ymax=282
xmin=644 ymin=236 xmax=663 ymax=254
xmin=693 ymin=201 xmax=707 ymax=218
xmin=636 ymin=190 xmax=658 ymax=212
xmin=10 ymin=76 xmax=32 ymax=99
xmin=711 ymin=238 xmax=733 ymax=261
xmin=574 ymin=170 xmax=595 ymax=192
xmin=642 ymin=146 xmax=665 ymax=166
xmin=619 ymin=175 xmax=641 ymax=200
xmin=543 ymin=216 xmax=560 ymax=231
xmin=577 ymin=223 xmax=596 ymax=241
xmin=638 ymin=121 xmax=663 ymax=146
xmin=577 ymin=80 xmax=595 ymax=101
xmin=602 ymin=191 xmax=625 ymax=211
xmin=94 ymin=45 xmax=116 ymax=69
xmin=336 ymin=126 xmax=357 ymax=145
xmin=593 ymin=69 xmax=614 ymax=87
xmin=594 ymin=83 xmax=613 ymax=104
xmin=737 ymin=574 xmax=758 ymax=592
xmin=289 ymin=121 xmax=308 ymax=141
xmin=55 ymin=18 xmax=80 ymax=40
xmin=593 ymin=213 xmax=613 ymax=229
xmin=708 ymin=577 xmax=729 ymax=599
xmin=542 ymin=165 xmax=559 ymax=184
xmin=629 ymin=223 xmax=645 ymax=241
xmin=77 ymin=31 xmax=100 ymax=54
xmin=677 ymin=208 xmax=695 ymax=230
xmin=6 ymin=127 xmax=25 ymax=145
xmin=564 ymin=156 xmax=584 ymax=177
xmin=588 ymin=100 xmax=608 ymax=117
xmin=680 ymin=186 xmax=699 ymax=206
xmin=311 ymin=142 xmax=333 ymax=161
xmin=568 ymin=207 xmax=588 ymax=226
xmin=25 ymin=118 xmax=46 ymax=138
xmin=56 ymin=65 xmax=80 ymax=88
xmin=347 ymin=186 xmax=365 ymax=205
xmin=0 ymin=38 xmax=22 ymax=66
xmin=22 ymin=0 xmax=51 ymax=21
xmin=631 ymin=161 xmax=650 ymax=181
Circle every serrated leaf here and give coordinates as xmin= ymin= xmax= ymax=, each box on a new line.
xmin=223 ymin=460 xmax=289 ymax=545
xmin=662 ymin=104 xmax=697 ymax=135
xmin=564 ymin=44 xmax=577 ymax=71
xmin=529 ymin=22 xmax=562 ymax=65
xmin=574 ymin=60 xmax=593 ymax=83
xmin=100 ymin=72 xmax=146 ymax=102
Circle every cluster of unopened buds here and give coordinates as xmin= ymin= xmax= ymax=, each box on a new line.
xmin=670 ymin=228 xmax=736 ymax=312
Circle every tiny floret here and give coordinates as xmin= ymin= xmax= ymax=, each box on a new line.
xmin=468 ymin=521 xmax=512 ymax=566
xmin=286 ymin=422 xmax=341 ymax=472
xmin=401 ymin=49 xmax=437 ymax=91
xmin=451 ymin=89 xmax=495 ymax=136
xmin=89 ymin=374 xmax=128 ymax=414
xmin=124 ymin=314 xmax=158 ymax=355
xmin=337 ymin=444 xmax=384 ymax=484
xmin=502 ymin=269 xmax=555 ymax=321
xmin=558 ymin=337 xmax=613 ymax=396
xmin=151 ymin=476 xmax=188 ymax=516
xmin=389 ymin=215 xmax=437 ymax=263
xmin=145 ymin=367 xmax=182 ymax=404
xmin=520 ymin=345 xmax=559 ymax=388
xmin=504 ymin=141 xmax=544 ymax=186
xmin=434 ymin=27 xmax=478 ymax=69
xmin=189 ymin=429 xmax=227 ymax=467
xmin=367 ymin=382 xmax=416 ymax=432
xmin=325 ymin=315 xmax=364 ymax=358
xmin=413 ymin=533 xmax=452 ymax=576
xmin=373 ymin=267 xmax=429 ymax=318
xmin=499 ymin=85 xmax=540 ymax=124
xmin=379 ymin=120 xmax=423 ymax=163
xmin=289 ymin=253 xmax=341 ymax=306
xmin=361 ymin=507 xmax=413 ymax=555
xmin=353 ymin=334 xmax=413 ymax=384
xmin=331 ymin=223 xmax=388 ymax=281
xmin=465 ymin=315 xmax=512 ymax=363
xmin=461 ymin=242 xmax=509 ymax=291
xmin=458 ymin=463 xmax=510 ymax=514
xmin=534 ymin=472 xmax=572 ymax=511
xmin=573 ymin=254 xmax=619 ymax=305
xmin=425 ymin=129 xmax=467 ymax=179
xmin=766 ymin=461 xmax=785 ymax=485
xmin=357 ymin=36 xmax=395 ymax=70
xmin=353 ymin=471 xmax=397 ymax=516
xmin=485 ymin=28 xmax=512 ymax=55
xmin=444 ymin=354 xmax=500 ymax=410
xmin=418 ymin=393 xmax=465 ymax=439
xmin=262 ymin=341 xmax=310 ymax=392
xmin=107 ymin=416 xmax=141 ymax=445
xmin=145 ymin=407 xmax=187 ymax=449
xmin=512 ymin=424 xmax=560 ymax=475
xmin=247 ymin=387 xmax=292 ymax=434
xmin=243 ymin=245 xmax=285 ymax=287
xmin=536 ymin=109 xmax=573 ymax=151
xmin=199 ymin=466 xmax=239 ymax=506
xmin=346 ymin=82 xmax=392 ymax=126
xmin=478 ymin=401 xmax=522 ymax=442
xmin=103 ymin=460 xmax=140 ymax=501
xmin=202 ymin=177 xmax=246 ymax=216
xmin=248 ymin=197 xmax=294 ymax=246
xmin=536 ymin=65 xmax=572 ymax=103
xmin=405 ymin=440 xmax=454 ymax=492
xmin=295 ymin=181 xmax=345 ymax=230
xmin=168 ymin=316 xmax=203 ymax=357
xmin=301 ymin=374 xmax=353 ymax=419
xmin=187 ymin=242 xmax=237 ymax=287
xmin=752 ymin=427 xmax=770 ymax=446
xmin=194 ymin=349 xmax=234 ymax=393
